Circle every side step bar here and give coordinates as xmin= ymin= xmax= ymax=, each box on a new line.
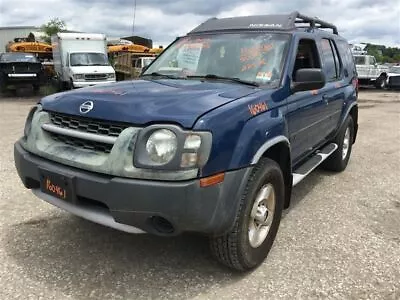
xmin=292 ymin=143 xmax=338 ymax=186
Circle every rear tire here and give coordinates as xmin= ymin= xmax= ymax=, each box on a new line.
xmin=209 ymin=158 xmax=284 ymax=271
xmin=375 ymin=76 xmax=387 ymax=89
xmin=322 ymin=116 xmax=354 ymax=172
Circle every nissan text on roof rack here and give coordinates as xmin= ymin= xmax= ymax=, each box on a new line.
xmin=14 ymin=12 xmax=358 ymax=271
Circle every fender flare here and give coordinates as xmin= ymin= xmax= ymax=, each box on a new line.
xmin=251 ymin=135 xmax=290 ymax=164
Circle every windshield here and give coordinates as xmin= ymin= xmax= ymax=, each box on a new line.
xmin=143 ymin=33 xmax=290 ymax=86
xmin=354 ymin=56 xmax=366 ymax=65
xmin=389 ymin=66 xmax=400 ymax=74
xmin=143 ymin=57 xmax=155 ymax=67
xmin=0 ymin=53 xmax=39 ymax=63
xmin=70 ymin=53 xmax=109 ymax=66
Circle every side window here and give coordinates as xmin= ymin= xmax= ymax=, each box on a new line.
xmin=292 ymin=39 xmax=321 ymax=81
xmin=320 ymin=38 xmax=338 ymax=81
xmin=337 ymin=40 xmax=356 ymax=78
xmin=370 ymin=56 xmax=377 ymax=65
xmin=330 ymin=40 xmax=341 ymax=78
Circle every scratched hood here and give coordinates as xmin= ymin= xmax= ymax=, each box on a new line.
xmin=40 ymin=79 xmax=258 ymax=128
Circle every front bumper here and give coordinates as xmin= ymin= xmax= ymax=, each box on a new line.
xmin=14 ymin=142 xmax=251 ymax=236
xmin=73 ymin=80 xmax=115 ymax=88
xmin=2 ymin=73 xmax=42 ymax=86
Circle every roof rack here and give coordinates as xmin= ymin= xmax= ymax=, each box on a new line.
xmin=189 ymin=11 xmax=338 ymax=35
xmin=294 ymin=12 xmax=338 ymax=35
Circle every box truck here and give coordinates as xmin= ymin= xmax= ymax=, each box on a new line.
xmin=52 ymin=33 xmax=116 ymax=89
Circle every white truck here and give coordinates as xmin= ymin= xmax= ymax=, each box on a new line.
xmin=353 ymin=54 xmax=389 ymax=89
xmin=52 ymin=33 xmax=116 ymax=89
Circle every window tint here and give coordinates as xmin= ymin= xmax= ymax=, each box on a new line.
xmin=353 ymin=56 xmax=365 ymax=65
xmin=370 ymin=56 xmax=377 ymax=65
xmin=292 ymin=39 xmax=321 ymax=81
xmin=320 ymin=39 xmax=338 ymax=81
xmin=337 ymin=41 xmax=356 ymax=77
xmin=331 ymin=40 xmax=341 ymax=78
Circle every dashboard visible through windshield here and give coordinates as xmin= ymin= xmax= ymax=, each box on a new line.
xmin=143 ymin=33 xmax=290 ymax=86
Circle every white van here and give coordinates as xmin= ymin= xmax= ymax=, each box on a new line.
xmin=52 ymin=33 xmax=116 ymax=89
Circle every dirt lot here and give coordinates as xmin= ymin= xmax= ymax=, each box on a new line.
xmin=0 ymin=89 xmax=399 ymax=300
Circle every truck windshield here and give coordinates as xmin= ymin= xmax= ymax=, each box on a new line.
xmin=143 ymin=33 xmax=290 ymax=86
xmin=354 ymin=56 xmax=366 ymax=65
xmin=0 ymin=53 xmax=39 ymax=63
xmin=70 ymin=53 xmax=109 ymax=66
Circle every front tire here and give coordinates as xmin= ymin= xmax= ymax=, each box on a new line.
xmin=323 ymin=116 xmax=354 ymax=172
xmin=209 ymin=158 xmax=284 ymax=271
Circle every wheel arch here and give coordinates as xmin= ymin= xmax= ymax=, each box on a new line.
xmin=349 ymin=105 xmax=358 ymax=143
xmin=252 ymin=137 xmax=292 ymax=209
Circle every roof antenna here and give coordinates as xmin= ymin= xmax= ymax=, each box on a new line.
xmin=132 ymin=0 xmax=137 ymax=35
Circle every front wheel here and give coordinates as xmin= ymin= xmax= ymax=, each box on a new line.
xmin=209 ymin=158 xmax=284 ymax=271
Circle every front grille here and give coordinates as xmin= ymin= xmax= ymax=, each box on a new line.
xmin=49 ymin=132 xmax=113 ymax=153
xmin=47 ymin=112 xmax=130 ymax=154
xmin=84 ymin=73 xmax=107 ymax=81
xmin=49 ymin=112 xmax=128 ymax=137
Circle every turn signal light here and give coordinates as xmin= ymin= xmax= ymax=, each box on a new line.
xmin=200 ymin=173 xmax=225 ymax=188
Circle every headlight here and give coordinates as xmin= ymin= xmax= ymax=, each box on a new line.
xmin=74 ymin=74 xmax=84 ymax=80
xmin=145 ymin=129 xmax=177 ymax=164
xmin=107 ymin=73 xmax=115 ymax=79
xmin=134 ymin=125 xmax=212 ymax=170
xmin=24 ymin=105 xmax=40 ymax=138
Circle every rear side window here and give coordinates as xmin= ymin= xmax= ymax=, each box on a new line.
xmin=337 ymin=41 xmax=356 ymax=78
xmin=354 ymin=56 xmax=365 ymax=65
xmin=320 ymin=39 xmax=339 ymax=81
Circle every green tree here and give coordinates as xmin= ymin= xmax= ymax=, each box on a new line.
xmin=40 ymin=18 xmax=66 ymax=44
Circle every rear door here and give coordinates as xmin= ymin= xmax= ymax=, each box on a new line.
xmin=317 ymin=38 xmax=345 ymax=137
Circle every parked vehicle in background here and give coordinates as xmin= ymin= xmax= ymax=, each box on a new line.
xmin=386 ymin=65 xmax=400 ymax=89
xmin=0 ymin=52 xmax=45 ymax=93
xmin=15 ymin=12 xmax=358 ymax=271
xmin=52 ymin=33 xmax=116 ymax=90
xmin=114 ymin=52 xmax=156 ymax=80
xmin=354 ymin=54 xmax=389 ymax=89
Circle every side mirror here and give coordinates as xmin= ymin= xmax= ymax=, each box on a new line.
xmin=292 ymin=68 xmax=326 ymax=93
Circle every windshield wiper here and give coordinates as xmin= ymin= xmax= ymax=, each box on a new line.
xmin=141 ymin=72 xmax=186 ymax=80
xmin=187 ymin=74 xmax=259 ymax=87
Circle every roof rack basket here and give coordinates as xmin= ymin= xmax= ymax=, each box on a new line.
xmin=292 ymin=11 xmax=338 ymax=35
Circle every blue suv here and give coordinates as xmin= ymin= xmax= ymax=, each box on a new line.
xmin=14 ymin=12 xmax=358 ymax=271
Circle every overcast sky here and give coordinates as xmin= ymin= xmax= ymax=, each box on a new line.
xmin=0 ymin=0 xmax=399 ymax=47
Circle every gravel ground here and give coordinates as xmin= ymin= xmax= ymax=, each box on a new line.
xmin=0 ymin=89 xmax=399 ymax=300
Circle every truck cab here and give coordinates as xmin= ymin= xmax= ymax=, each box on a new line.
xmin=354 ymin=54 xmax=389 ymax=88
xmin=52 ymin=33 xmax=116 ymax=89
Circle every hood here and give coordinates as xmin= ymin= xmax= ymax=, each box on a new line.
xmin=388 ymin=72 xmax=400 ymax=77
xmin=69 ymin=65 xmax=115 ymax=74
xmin=40 ymin=79 xmax=259 ymax=128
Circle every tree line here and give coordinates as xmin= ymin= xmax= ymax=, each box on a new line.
xmin=365 ymin=44 xmax=400 ymax=64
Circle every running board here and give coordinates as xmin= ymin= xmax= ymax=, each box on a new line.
xmin=292 ymin=143 xmax=338 ymax=186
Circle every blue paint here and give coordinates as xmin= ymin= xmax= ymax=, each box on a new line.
xmin=39 ymin=28 xmax=358 ymax=179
